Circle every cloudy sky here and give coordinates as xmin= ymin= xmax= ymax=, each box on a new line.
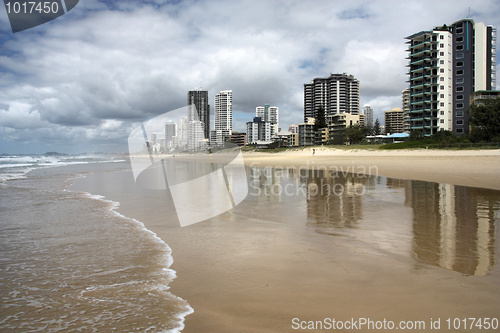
xmin=1 ymin=0 xmax=499 ymax=154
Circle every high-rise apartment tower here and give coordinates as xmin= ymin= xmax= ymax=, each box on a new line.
xmin=406 ymin=19 xmax=496 ymax=136
xmin=187 ymin=89 xmax=210 ymax=139
xmin=304 ymin=73 xmax=360 ymax=122
xmin=256 ymin=104 xmax=279 ymax=137
xmin=211 ymin=90 xmax=233 ymax=146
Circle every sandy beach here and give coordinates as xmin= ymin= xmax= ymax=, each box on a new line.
xmin=63 ymin=148 xmax=500 ymax=332
xmin=240 ymin=148 xmax=500 ymax=191
xmin=111 ymin=148 xmax=500 ymax=332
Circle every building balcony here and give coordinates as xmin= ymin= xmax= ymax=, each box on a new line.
xmin=410 ymin=48 xmax=433 ymax=57
xmin=408 ymin=40 xmax=434 ymax=50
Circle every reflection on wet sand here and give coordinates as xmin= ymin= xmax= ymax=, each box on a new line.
xmin=247 ymin=166 xmax=500 ymax=276
xmin=406 ymin=181 xmax=498 ymax=276
xmin=303 ymin=171 xmax=370 ymax=230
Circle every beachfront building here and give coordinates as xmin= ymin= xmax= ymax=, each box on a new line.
xmin=470 ymin=90 xmax=500 ymax=105
xmin=246 ymin=117 xmax=271 ymax=144
xmin=273 ymin=131 xmax=293 ymax=147
xmin=298 ymin=118 xmax=316 ymax=146
xmin=304 ymin=73 xmax=360 ymax=122
xmin=187 ymin=120 xmax=207 ymax=152
xmin=362 ymin=105 xmax=373 ymax=128
xmin=188 ymin=89 xmax=210 ymax=139
xmin=211 ymin=90 xmax=233 ymax=146
xmin=288 ymin=124 xmax=298 ymax=134
xmin=406 ymin=19 xmax=496 ymax=136
xmin=384 ymin=108 xmax=406 ymax=134
xmin=229 ymin=131 xmax=247 ymax=146
xmin=327 ymin=113 xmax=364 ymax=144
xmin=402 ymin=89 xmax=411 ymax=132
xmin=288 ymin=132 xmax=299 ymax=147
xmin=315 ymin=127 xmax=329 ymax=145
xmin=256 ymin=104 xmax=279 ymax=137
xmin=164 ymin=121 xmax=176 ymax=151
xmin=177 ymin=117 xmax=188 ymax=149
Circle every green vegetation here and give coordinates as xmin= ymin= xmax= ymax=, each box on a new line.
xmin=468 ymin=99 xmax=500 ymax=143
xmin=380 ymin=130 xmax=499 ymax=150
xmin=313 ymin=105 xmax=326 ymax=131
xmin=373 ymin=119 xmax=381 ymax=135
xmin=345 ymin=124 xmax=371 ymax=144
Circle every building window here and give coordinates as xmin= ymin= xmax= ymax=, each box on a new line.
xmin=440 ymin=52 xmax=445 ymax=56
xmin=440 ymin=35 xmax=444 ymax=40
xmin=456 ymin=78 xmax=464 ymax=84
xmin=440 ymin=85 xmax=445 ymax=90
xmin=456 ymin=111 xmax=464 ymax=117
xmin=456 ymin=61 xmax=463 ymax=67
xmin=440 ymin=111 xmax=445 ymax=115
xmin=456 ymin=69 xmax=464 ymax=75
xmin=456 ymin=45 xmax=464 ymax=50
xmin=456 ymin=86 xmax=464 ymax=92
xmin=440 ymin=60 xmax=445 ymax=64
xmin=440 ymin=102 xmax=445 ymax=107
xmin=440 ymin=43 xmax=444 ymax=48
xmin=456 ymin=95 xmax=464 ymax=100
xmin=440 ymin=68 xmax=445 ymax=73
xmin=440 ymin=119 xmax=445 ymax=123
xmin=456 ymin=53 xmax=464 ymax=59
xmin=456 ymin=128 xmax=464 ymax=134
xmin=440 ymin=77 xmax=444 ymax=81
xmin=456 ymin=27 xmax=463 ymax=34
xmin=456 ymin=36 xmax=464 ymax=42
xmin=456 ymin=103 xmax=464 ymax=108
xmin=456 ymin=120 xmax=464 ymax=125
xmin=440 ymin=94 xmax=445 ymax=98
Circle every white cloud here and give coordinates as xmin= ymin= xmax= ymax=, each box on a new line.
xmin=0 ymin=0 xmax=499 ymax=153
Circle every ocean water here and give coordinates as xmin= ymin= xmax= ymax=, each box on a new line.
xmin=0 ymin=155 xmax=192 ymax=332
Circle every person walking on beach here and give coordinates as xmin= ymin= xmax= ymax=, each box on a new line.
xmin=312 ymin=149 xmax=315 ymax=155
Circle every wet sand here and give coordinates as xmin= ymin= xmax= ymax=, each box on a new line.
xmin=75 ymin=149 xmax=500 ymax=332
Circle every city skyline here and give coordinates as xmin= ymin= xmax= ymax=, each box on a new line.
xmin=1 ymin=1 xmax=499 ymax=153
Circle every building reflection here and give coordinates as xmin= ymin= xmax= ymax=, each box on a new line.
xmin=302 ymin=169 xmax=368 ymax=230
xmin=404 ymin=180 xmax=499 ymax=275
xmin=247 ymin=166 xmax=499 ymax=275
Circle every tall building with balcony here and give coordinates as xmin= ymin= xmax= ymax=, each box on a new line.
xmin=256 ymin=104 xmax=279 ymax=137
xmin=211 ymin=90 xmax=233 ymax=146
xmin=406 ymin=19 xmax=496 ymax=136
xmin=402 ymin=89 xmax=411 ymax=132
xmin=187 ymin=89 xmax=210 ymax=139
xmin=246 ymin=117 xmax=271 ymax=144
xmin=298 ymin=118 xmax=316 ymax=146
xmin=384 ymin=108 xmax=405 ymax=134
xmin=304 ymin=73 xmax=360 ymax=122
